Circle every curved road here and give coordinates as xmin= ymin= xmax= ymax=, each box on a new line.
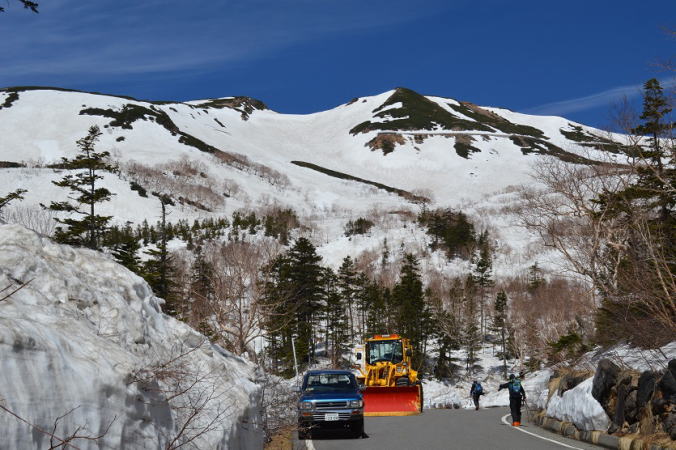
xmin=294 ymin=407 xmax=603 ymax=450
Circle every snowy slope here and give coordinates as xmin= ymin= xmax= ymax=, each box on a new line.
xmin=0 ymin=224 xmax=263 ymax=449
xmin=0 ymin=86 xmax=628 ymax=279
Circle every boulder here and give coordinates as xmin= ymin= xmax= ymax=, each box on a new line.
xmin=663 ymin=411 xmax=676 ymax=440
xmin=637 ymin=371 xmax=657 ymax=409
xmin=658 ymin=367 xmax=676 ymax=403
xmin=592 ymin=359 xmax=620 ymax=409
xmin=624 ymin=390 xmax=638 ymax=424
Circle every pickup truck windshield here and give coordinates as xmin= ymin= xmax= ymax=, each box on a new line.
xmin=367 ymin=339 xmax=403 ymax=365
xmin=304 ymin=374 xmax=357 ymax=392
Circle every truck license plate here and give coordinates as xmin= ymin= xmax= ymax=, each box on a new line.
xmin=324 ymin=413 xmax=339 ymax=421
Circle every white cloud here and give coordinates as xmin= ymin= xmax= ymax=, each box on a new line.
xmin=524 ymin=77 xmax=676 ymax=116
xmin=0 ymin=0 xmax=452 ymax=82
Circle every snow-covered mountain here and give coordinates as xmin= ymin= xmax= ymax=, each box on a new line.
xmin=0 ymin=85 xmax=626 ymax=275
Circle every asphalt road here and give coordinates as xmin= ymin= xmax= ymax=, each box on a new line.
xmin=293 ymin=407 xmax=603 ymax=450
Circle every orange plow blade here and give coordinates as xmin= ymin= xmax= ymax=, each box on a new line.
xmin=362 ymin=385 xmax=422 ymax=416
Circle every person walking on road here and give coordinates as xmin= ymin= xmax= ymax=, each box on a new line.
xmin=499 ymin=374 xmax=526 ymax=426
xmin=469 ymin=380 xmax=485 ymax=410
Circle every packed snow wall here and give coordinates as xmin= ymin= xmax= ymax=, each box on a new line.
xmin=0 ymin=224 xmax=263 ymax=449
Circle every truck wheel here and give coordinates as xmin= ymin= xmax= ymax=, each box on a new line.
xmin=351 ymin=420 xmax=364 ymax=438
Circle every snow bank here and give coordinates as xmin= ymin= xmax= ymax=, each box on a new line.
xmin=0 ymin=224 xmax=263 ymax=449
xmin=545 ymin=377 xmax=609 ymax=431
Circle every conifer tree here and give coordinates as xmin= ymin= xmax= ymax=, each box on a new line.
xmin=492 ymin=291 xmax=509 ymax=377
xmin=462 ymin=275 xmax=481 ymax=372
xmin=111 ymin=235 xmax=142 ymax=273
xmin=391 ymin=253 xmax=429 ymax=370
xmin=0 ymin=188 xmax=26 ymax=217
xmin=44 ymin=126 xmax=116 ymax=249
xmin=188 ymin=244 xmax=216 ymax=337
xmin=472 ymin=230 xmax=494 ymax=337
xmin=143 ymin=193 xmax=178 ymax=315
xmin=263 ymin=237 xmax=324 ymax=375
xmin=323 ymin=268 xmax=349 ymax=366
xmin=337 ymin=256 xmax=359 ymax=341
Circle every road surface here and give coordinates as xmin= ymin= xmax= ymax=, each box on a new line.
xmin=294 ymin=407 xmax=603 ymax=450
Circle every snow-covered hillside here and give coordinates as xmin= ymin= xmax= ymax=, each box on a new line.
xmin=0 ymin=86 xmax=627 ymax=277
xmin=0 ymin=224 xmax=263 ymax=449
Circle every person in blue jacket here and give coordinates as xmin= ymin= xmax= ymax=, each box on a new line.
xmin=469 ymin=380 xmax=485 ymax=410
xmin=499 ymin=374 xmax=526 ymax=426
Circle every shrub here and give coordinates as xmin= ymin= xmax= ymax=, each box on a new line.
xmin=344 ymin=217 xmax=375 ymax=237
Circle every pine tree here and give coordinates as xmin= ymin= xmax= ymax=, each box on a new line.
xmin=0 ymin=188 xmax=26 ymax=217
xmin=262 ymin=237 xmax=324 ymax=375
xmin=188 ymin=244 xmax=216 ymax=338
xmin=391 ymin=253 xmax=429 ymax=370
xmin=323 ymin=268 xmax=349 ymax=367
xmin=527 ymin=262 xmax=543 ymax=292
xmin=142 ymin=194 xmax=178 ymax=315
xmin=462 ymin=274 xmax=481 ymax=373
xmin=628 ymin=78 xmax=674 ymax=223
xmin=337 ymin=256 xmax=359 ymax=341
xmin=472 ymin=230 xmax=494 ymax=337
xmin=111 ymin=235 xmax=141 ymax=273
xmin=492 ymin=291 xmax=509 ymax=378
xmin=44 ymin=126 xmax=116 ymax=249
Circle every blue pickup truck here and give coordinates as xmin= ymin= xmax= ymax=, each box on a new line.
xmin=297 ymin=369 xmax=364 ymax=439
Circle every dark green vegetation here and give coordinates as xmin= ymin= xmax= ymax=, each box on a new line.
xmin=344 ymin=217 xmax=374 ymax=237
xmin=0 ymin=91 xmax=19 ymax=109
xmin=0 ymin=188 xmax=26 ymax=213
xmin=263 ymin=241 xmax=436 ymax=376
xmin=129 ymin=181 xmax=147 ymax=197
xmin=0 ymin=1 xmax=38 ymax=13
xmin=594 ymin=78 xmax=675 ymax=347
xmin=453 ymin=139 xmax=481 ymax=158
xmin=42 ymin=126 xmax=116 ymax=249
xmin=80 ymin=104 xmax=221 ymax=154
xmin=559 ymin=123 xmax=626 ymax=153
xmin=197 ymin=96 xmax=268 ymax=120
xmin=350 ymin=87 xmax=493 ymax=135
xmin=291 ymin=160 xmax=428 ymax=203
xmin=0 ymin=161 xmax=25 ymax=168
xmin=447 ymin=102 xmax=544 ymax=137
xmin=418 ymin=208 xmax=476 ymax=259
xmin=509 ymin=135 xmax=600 ymax=164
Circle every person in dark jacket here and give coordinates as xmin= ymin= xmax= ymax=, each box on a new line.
xmin=469 ymin=380 xmax=485 ymax=410
xmin=499 ymin=374 xmax=526 ymax=426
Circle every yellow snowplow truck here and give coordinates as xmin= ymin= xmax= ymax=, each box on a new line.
xmin=354 ymin=334 xmax=423 ymax=416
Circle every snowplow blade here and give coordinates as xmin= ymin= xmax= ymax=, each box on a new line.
xmin=362 ymin=385 xmax=422 ymax=416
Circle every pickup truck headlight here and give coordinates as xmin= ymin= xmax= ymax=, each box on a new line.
xmin=300 ymin=401 xmax=314 ymax=410
xmin=349 ymin=400 xmax=363 ymax=408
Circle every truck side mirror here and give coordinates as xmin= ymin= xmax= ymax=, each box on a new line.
xmin=356 ymin=352 xmax=362 ymax=361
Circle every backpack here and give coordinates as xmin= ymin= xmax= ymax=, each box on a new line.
xmin=508 ymin=379 xmax=522 ymax=395
xmin=474 ymin=382 xmax=483 ymax=395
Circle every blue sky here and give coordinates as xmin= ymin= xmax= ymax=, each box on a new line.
xmin=1 ymin=0 xmax=674 ymax=128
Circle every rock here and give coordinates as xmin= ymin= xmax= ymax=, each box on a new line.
xmin=628 ymin=422 xmax=639 ymax=434
xmin=613 ymin=375 xmax=632 ymax=426
xmin=663 ymin=411 xmax=676 ymax=436
xmin=558 ymin=373 xmax=588 ymax=396
xmin=658 ymin=367 xmax=676 ymax=402
xmin=592 ymin=359 xmax=620 ymax=409
xmin=668 ymin=359 xmax=676 ymax=379
xmin=637 ymin=371 xmax=657 ymax=409
xmin=624 ymin=390 xmax=638 ymax=424
xmin=652 ymin=397 xmax=668 ymax=416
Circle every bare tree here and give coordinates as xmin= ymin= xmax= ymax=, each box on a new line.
xmin=127 ymin=339 xmax=234 ymax=450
